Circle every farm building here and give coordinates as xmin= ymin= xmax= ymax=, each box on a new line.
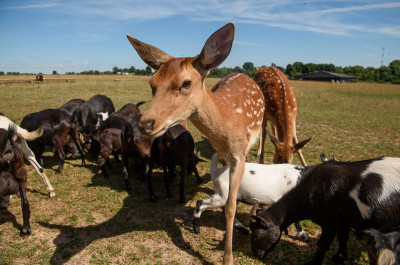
xmin=293 ymin=71 xmax=358 ymax=82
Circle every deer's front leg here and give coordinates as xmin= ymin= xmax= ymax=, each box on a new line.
xmin=223 ymin=156 xmax=245 ymax=265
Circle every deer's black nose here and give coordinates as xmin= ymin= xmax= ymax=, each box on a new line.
xmin=139 ymin=120 xmax=155 ymax=135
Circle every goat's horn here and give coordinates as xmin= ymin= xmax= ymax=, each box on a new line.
xmin=250 ymin=199 xmax=260 ymax=216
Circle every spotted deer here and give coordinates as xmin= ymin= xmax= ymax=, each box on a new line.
xmin=127 ymin=22 xmax=264 ymax=264
xmin=254 ymin=67 xmax=310 ymax=165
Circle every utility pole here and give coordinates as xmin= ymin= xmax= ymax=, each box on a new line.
xmin=381 ymin=47 xmax=385 ymax=67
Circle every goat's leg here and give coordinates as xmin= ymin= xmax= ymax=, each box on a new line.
xmin=258 ymin=117 xmax=267 ymax=164
xmin=18 ymin=184 xmax=31 ymax=236
xmin=113 ymin=150 xmax=121 ymax=163
xmin=162 ymin=164 xmax=172 ymax=199
xmin=21 ymin=139 xmax=43 ymax=172
xmin=308 ymin=225 xmax=337 ymax=265
xmin=191 ymin=161 xmax=203 ymax=184
xmin=179 ymin=163 xmax=187 ymax=203
xmin=295 ymin=221 xmax=310 ymax=242
xmin=121 ymin=153 xmax=131 ymax=190
xmin=69 ymin=128 xmax=86 ymax=166
xmin=145 ymin=159 xmax=157 ymax=202
xmin=98 ymin=147 xmax=112 ymax=178
xmin=223 ymin=156 xmax=245 ymax=265
xmin=193 ymin=193 xmax=228 ymax=234
xmin=53 ymin=138 xmax=66 ymax=174
xmin=21 ymin=140 xmax=55 ymax=197
xmin=332 ymin=226 xmax=349 ymax=263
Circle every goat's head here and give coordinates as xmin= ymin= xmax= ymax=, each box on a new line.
xmin=0 ymin=126 xmax=17 ymax=170
xmin=95 ymin=112 xmax=108 ymax=130
xmin=250 ymin=213 xmax=281 ymax=260
xmin=268 ymin=131 xmax=311 ymax=164
xmin=365 ymin=229 xmax=397 ymax=265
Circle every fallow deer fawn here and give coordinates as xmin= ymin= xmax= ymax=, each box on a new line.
xmin=127 ymin=23 xmax=264 ymax=264
xmin=254 ymin=67 xmax=310 ymax=165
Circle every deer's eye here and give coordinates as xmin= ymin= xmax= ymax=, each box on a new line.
xmin=180 ymin=81 xmax=191 ymax=91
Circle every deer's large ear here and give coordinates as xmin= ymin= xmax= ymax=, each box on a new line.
xmin=127 ymin=35 xmax=174 ymax=70
xmin=194 ymin=22 xmax=235 ymax=76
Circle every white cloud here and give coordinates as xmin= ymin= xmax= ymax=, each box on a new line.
xmin=1 ymin=0 xmax=399 ymax=38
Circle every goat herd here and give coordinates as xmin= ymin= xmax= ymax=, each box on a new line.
xmin=2 ymin=23 xmax=400 ymax=265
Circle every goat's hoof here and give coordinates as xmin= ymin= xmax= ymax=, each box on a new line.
xmin=299 ymin=232 xmax=310 ymax=242
xmin=193 ymin=225 xmax=200 ymax=234
xmin=48 ymin=191 xmax=56 ymax=198
xmin=179 ymin=197 xmax=185 ymax=204
xmin=192 ymin=218 xmax=200 ymax=234
xmin=196 ymin=178 xmax=204 ymax=184
xmin=39 ymin=167 xmax=44 ymax=173
xmin=20 ymin=226 xmax=31 ymax=237
xmin=149 ymin=195 xmax=158 ymax=203
xmin=55 ymin=169 xmax=62 ymax=174
xmin=82 ymin=161 xmax=86 ymax=166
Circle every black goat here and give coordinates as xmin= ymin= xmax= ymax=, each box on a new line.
xmin=151 ymin=124 xmax=204 ymax=203
xmin=94 ymin=103 xmax=144 ymax=178
xmin=0 ymin=126 xmax=31 ymax=236
xmin=58 ymin=98 xmax=86 ymax=156
xmin=120 ymin=114 xmax=153 ymax=192
xmin=250 ymin=157 xmax=400 ymax=265
xmin=20 ymin=109 xmax=85 ymax=173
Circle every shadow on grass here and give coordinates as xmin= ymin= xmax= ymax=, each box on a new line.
xmin=0 ymin=207 xmax=22 ymax=233
xmin=38 ymin=155 xmax=219 ymax=264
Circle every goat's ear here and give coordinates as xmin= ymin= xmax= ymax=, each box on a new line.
xmin=127 ymin=35 xmax=174 ymax=71
xmin=294 ymin=137 xmax=311 ymax=152
xmin=194 ymin=22 xmax=235 ymax=77
xmin=267 ymin=130 xmax=280 ymax=147
xmin=320 ymin=152 xmax=328 ymax=162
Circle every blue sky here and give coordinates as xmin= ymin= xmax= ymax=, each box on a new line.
xmin=1 ymin=0 xmax=399 ymax=74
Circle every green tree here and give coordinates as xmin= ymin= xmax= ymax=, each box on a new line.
xmin=389 ymin=60 xmax=400 ymax=81
xmin=112 ymin=66 xmax=120 ymax=74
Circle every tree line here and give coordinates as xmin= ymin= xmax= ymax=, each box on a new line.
xmin=1 ymin=60 xmax=399 ymax=84
xmin=208 ymin=60 xmax=400 ymax=84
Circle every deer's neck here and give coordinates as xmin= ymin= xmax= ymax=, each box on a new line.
xmin=189 ymin=85 xmax=231 ymax=156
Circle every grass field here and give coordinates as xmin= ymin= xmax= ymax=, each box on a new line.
xmin=0 ymin=75 xmax=399 ymax=265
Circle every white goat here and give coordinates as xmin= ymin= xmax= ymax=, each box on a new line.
xmin=0 ymin=114 xmax=55 ymax=205
xmin=193 ymin=153 xmax=309 ymax=240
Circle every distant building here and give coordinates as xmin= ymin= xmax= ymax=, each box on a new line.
xmin=293 ymin=71 xmax=358 ymax=82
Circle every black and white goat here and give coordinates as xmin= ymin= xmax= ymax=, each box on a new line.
xmin=250 ymin=156 xmax=400 ymax=265
xmin=366 ymin=214 xmax=400 ymax=265
xmin=193 ymin=152 xmax=309 ymax=241
xmin=0 ymin=114 xmax=55 ymax=199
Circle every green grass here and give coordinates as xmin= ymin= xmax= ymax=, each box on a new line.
xmin=0 ymin=75 xmax=399 ymax=264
